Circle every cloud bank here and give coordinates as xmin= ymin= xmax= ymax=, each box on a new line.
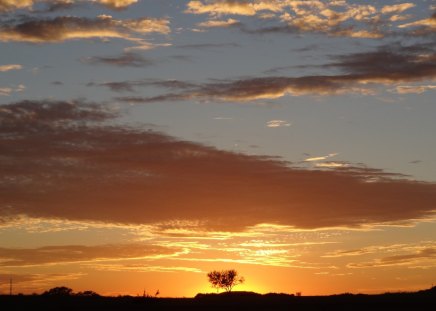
xmin=1 ymin=100 xmax=435 ymax=231
xmin=185 ymin=0 xmax=430 ymax=38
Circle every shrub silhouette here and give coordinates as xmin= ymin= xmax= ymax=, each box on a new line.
xmin=75 ymin=290 xmax=100 ymax=297
xmin=42 ymin=286 xmax=73 ymax=296
xmin=207 ymin=269 xmax=244 ymax=292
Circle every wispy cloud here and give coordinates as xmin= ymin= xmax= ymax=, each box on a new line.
xmin=0 ymin=0 xmax=139 ymax=13
xmin=0 ymin=15 xmax=170 ymax=43
xmin=315 ymin=162 xmax=349 ymax=168
xmin=305 ymin=153 xmax=338 ymax=162
xmin=81 ymin=52 xmax=154 ymax=67
xmin=394 ymin=85 xmax=436 ymax=94
xmin=185 ymin=0 xmax=258 ymax=16
xmin=0 ymin=273 xmax=86 ymax=292
xmin=398 ymin=12 xmax=436 ymax=36
xmin=266 ymin=120 xmax=291 ymax=128
xmin=381 ymin=3 xmax=415 ymax=14
xmin=176 ymin=42 xmax=240 ymax=49
xmin=197 ymin=18 xmax=239 ymax=28
xmin=115 ymin=42 xmax=435 ymax=103
xmin=95 ymin=0 xmax=138 ymax=10
xmin=86 ymin=263 xmax=203 ymax=273
xmin=0 ymin=84 xmax=25 ymax=96
xmin=88 ymin=78 xmax=196 ymax=93
xmin=1 ymin=99 xmax=435 ymax=231
xmin=0 ymin=64 xmax=23 ymax=72
xmin=347 ymin=247 xmax=436 ymax=268
xmin=0 ymin=244 xmax=178 ymax=267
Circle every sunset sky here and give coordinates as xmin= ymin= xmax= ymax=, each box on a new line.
xmin=1 ymin=0 xmax=435 ymax=297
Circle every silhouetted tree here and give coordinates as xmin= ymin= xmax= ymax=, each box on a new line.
xmin=42 ymin=286 xmax=73 ymax=296
xmin=207 ymin=269 xmax=244 ymax=292
xmin=75 ymin=290 xmax=100 ymax=297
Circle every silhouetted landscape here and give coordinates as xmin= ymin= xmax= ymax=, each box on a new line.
xmin=1 ymin=286 xmax=435 ymax=310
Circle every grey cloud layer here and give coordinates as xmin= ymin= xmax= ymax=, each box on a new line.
xmin=1 ymin=100 xmax=435 ymax=231
xmin=110 ymin=42 xmax=436 ymax=102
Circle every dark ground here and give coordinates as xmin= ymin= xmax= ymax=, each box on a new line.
xmin=1 ymin=287 xmax=435 ymax=310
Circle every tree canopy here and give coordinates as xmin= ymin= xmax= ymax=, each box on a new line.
xmin=207 ymin=269 xmax=244 ymax=292
xmin=42 ymin=286 xmax=73 ymax=296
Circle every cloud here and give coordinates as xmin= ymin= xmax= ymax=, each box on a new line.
xmin=0 ymin=244 xmax=177 ymax=267
xmin=185 ymin=1 xmax=429 ymax=39
xmin=347 ymin=247 xmax=436 ymax=268
xmin=81 ymin=52 xmax=154 ymax=67
xmin=399 ymin=13 xmax=436 ymax=29
xmin=324 ymin=243 xmax=413 ymax=258
xmin=87 ymin=263 xmax=204 ymax=273
xmin=315 ymin=162 xmax=349 ymax=168
xmin=185 ymin=0 xmax=257 ymax=16
xmin=0 ymin=0 xmax=34 ymax=12
xmin=0 ymin=15 xmax=170 ymax=43
xmin=95 ymin=0 xmax=138 ymax=10
xmin=37 ymin=0 xmax=76 ymax=12
xmin=381 ymin=3 xmax=415 ymax=15
xmin=1 ymin=99 xmax=436 ymax=231
xmin=0 ymin=84 xmax=25 ymax=96
xmin=0 ymin=64 xmax=22 ymax=72
xmin=0 ymin=273 xmax=85 ymax=290
xmin=0 ymin=99 xmax=114 ymax=124
xmin=119 ymin=42 xmax=435 ymax=103
xmin=88 ymin=78 xmax=196 ymax=93
xmin=176 ymin=42 xmax=240 ymax=49
xmin=185 ymin=1 xmax=436 ymax=40
xmin=266 ymin=120 xmax=291 ymax=128
xmin=0 ymin=0 xmax=138 ymax=13
xmin=305 ymin=153 xmax=338 ymax=162
xmin=197 ymin=18 xmax=240 ymax=28
xmin=394 ymin=85 xmax=436 ymax=94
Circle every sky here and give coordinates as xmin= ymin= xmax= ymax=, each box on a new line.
xmin=0 ymin=0 xmax=435 ymax=297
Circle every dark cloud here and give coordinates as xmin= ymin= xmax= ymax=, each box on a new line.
xmin=176 ymin=42 xmax=240 ymax=49
xmin=239 ymin=24 xmax=300 ymax=35
xmin=1 ymin=100 xmax=435 ymax=231
xmin=409 ymin=160 xmax=422 ymax=164
xmin=323 ymin=42 xmax=436 ymax=78
xmin=40 ymin=1 xmax=77 ymax=13
xmin=81 ymin=53 xmax=154 ymax=68
xmin=115 ymin=42 xmax=435 ymax=103
xmin=88 ymin=79 xmax=196 ymax=93
xmin=0 ymin=15 xmax=170 ymax=43
xmin=0 ymin=99 xmax=114 ymax=131
xmin=0 ymin=0 xmax=139 ymax=13
xmin=0 ymin=244 xmax=176 ymax=267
